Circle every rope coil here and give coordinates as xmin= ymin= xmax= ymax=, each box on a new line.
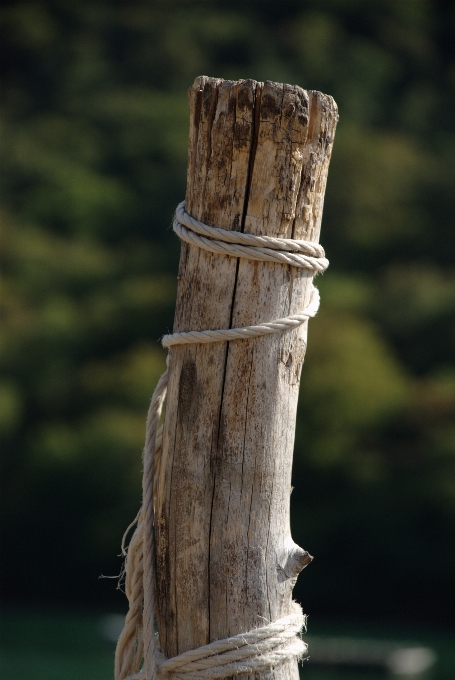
xmin=174 ymin=201 xmax=328 ymax=272
xmin=122 ymin=605 xmax=307 ymax=679
xmin=115 ymin=203 xmax=328 ymax=680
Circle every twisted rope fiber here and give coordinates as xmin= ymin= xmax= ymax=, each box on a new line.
xmin=115 ymin=203 xmax=328 ymax=680
xmin=174 ymin=201 xmax=329 ymax=272
xmin=122 ymin=605 xmax=306 ymax=680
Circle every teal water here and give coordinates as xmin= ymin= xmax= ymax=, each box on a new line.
xmin=0 ymin=609 xmax=114 ymax=680
xmin=1 ymin=609 xmax=453 ymax=680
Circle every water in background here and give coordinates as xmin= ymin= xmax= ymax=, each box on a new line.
xmin=1 ymin=608 xmax=453 ymax=680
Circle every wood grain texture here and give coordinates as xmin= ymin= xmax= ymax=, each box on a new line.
xmin=155 ymin=77 xmax=338 ymax=679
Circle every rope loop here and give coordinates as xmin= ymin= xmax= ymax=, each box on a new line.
xmin=173 ymin=202 xmax=329 ymax=273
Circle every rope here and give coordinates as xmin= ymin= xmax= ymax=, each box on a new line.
xmin=115 ymin=203 xmax=328 ymax=680
xmin=162 ymin=287 xmax=320 ymax=348
xmin=122 ymin=604 xmax=307 ymax=679
xmin=174 ymin=201 xmax=328 ymax=273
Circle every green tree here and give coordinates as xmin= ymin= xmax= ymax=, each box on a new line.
xmin=1 ymin=0 xmax=454 ymax=625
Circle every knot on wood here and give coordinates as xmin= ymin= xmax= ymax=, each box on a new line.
xmin=278 ymin=544 xmax=313 ymax=583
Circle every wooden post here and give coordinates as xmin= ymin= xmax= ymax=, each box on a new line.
xmin=155 ymin=77 xmax=338 ymax=679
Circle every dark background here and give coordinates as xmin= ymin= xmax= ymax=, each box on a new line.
xmin=1 ymin=0 xmax=455 ymax=644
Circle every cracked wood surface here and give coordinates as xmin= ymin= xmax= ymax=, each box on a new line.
xmin=154 ymin=76 xmax=338 ymax=679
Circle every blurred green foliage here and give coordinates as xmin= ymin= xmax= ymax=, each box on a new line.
xmin=1 ymin=0 xmax=454 ymax=625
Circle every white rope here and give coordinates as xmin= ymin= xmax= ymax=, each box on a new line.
xmin=124 ymin=604 xmax=307 ymax=679
xmin=116 ymin=203 xmax=327 ymax=680
xmin=162 ymin=287 xmax=320 ymax=348
xmin=174 ymin=202 xmax=329 ymax=273
xmin=175 ymin=202 xmax=325 ymax=256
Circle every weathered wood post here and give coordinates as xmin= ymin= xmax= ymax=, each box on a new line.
xmin=153 ymin=77 xmax=338 ymax=678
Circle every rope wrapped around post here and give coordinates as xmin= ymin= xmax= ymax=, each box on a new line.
xmin=115 ymin=202 xmax=329 ymax=680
